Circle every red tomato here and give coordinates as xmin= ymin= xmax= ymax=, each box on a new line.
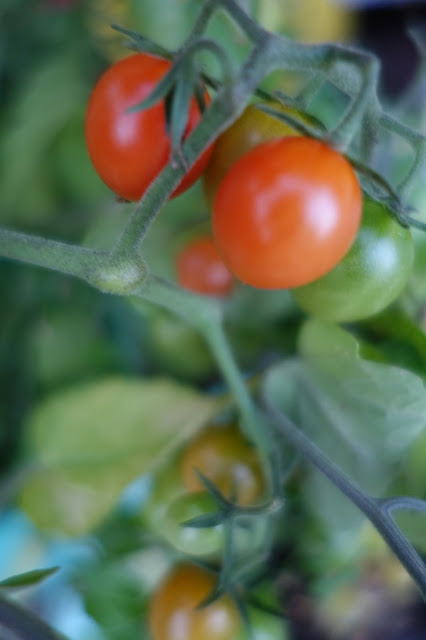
xmin=149 ymin=564 xmax=239 ymax=640
xmin=176 ymin=236 xmax=234 ymax=296
xmin=213 ymin=137 xmax=362 ymax=289
xmin=85 ymin=53 xmax=213 ymax=201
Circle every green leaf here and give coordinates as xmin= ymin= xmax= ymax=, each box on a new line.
xmin=19 ymin=377 xmax=221 ymax=535
xmin=264 ymin=319 xmax=426 ymax=542
xmin=0 ymin=567 xmax=59 ymax=590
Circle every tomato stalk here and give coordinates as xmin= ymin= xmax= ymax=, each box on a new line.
xmin=133 ymin=274 xmax=273 ymax=486
xmin=263 ymin=393 xmax=426 ymax=602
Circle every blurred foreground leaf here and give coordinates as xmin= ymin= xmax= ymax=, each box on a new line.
xmin=19 ymin=377 xmax=222 ymax=535
xmin=264 ymin=319 xmax=426 ymax=546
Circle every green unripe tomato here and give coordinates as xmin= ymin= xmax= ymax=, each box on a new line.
xmin=151 ymin=486 xmax=269 ymax=557
xmin=292 ymin=199 xmax=414 ymax=322
xmin=162 ymin=491 xmax=225 ymax=556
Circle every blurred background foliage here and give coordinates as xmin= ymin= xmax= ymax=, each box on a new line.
xmin=0 ymin=1 xmax=425 ymax=639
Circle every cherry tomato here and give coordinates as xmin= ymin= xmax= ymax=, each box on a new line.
xmin=292 ymin=198 xmax=414 ymax=322
xmin=149 ymin=564 xmax=286 ymax=640
xmin=85 ymin=53 xmax=213 ymax=201
xmin=149 ymin=564 xmax=239 ymax=640
xmin=176 ymin=236 xmax=234 ymax=296
xmin=203 ymin=104 xmax=301 ymax=207
xmin=144 ymin=424 xmax=267 ymax=556
xmin=181 ymin=424 xmax=264 ymax=506
xmin=213 ymin=136 xmax=362 ymax=289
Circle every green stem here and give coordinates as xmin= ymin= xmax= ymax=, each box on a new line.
xmin=204 ymin=320 xmax=271 ymax=473
xmin=133 ymin=274 xmax=272 ymax=483
xmin=264 ymin=398 xmax=426 ymax=601
xmin=0 ymin=228 xmax=105 ymax=283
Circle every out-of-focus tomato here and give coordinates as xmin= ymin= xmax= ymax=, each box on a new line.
xmin=292 ymin=199 xmax=414 ymax=322
xmin=181 ymin=424 xmax=264 ymax=506
xmin=149 ymin=564 xmax=240 ymax=640
xmin=176 ymin=236 xmax=234 ymax=297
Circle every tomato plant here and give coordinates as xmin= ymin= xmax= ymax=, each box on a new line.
xmin=203 ymin=103 xmax=301 ymax=207
xmin=149 ymin=563 xmax=240 ymax=640
xmin=213 ymin=136 xmax=362 ymax=289
xmin=292 ymin=198 xmax=414 ymax=322
xmin=176 ymin=236 xmax=234 ymax=296
xmin=85 ymin=53 xmax=213 ymax=201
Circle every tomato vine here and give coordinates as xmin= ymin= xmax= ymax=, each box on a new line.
xmin=0 ymin=1 xmax=426 ymax=632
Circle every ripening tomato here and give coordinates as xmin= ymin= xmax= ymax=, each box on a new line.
xmin=181 ymin=424 xmax=264 ymax=506
xmin=144 ymin=424 xmax=267 ymax=557
xmin=176 ymin=236 xmax=234 ymax=296
xmin=213 ymin=136 xmax=362 ymax=289
xmin=85 ymin=53 xmax=213 ymax=201
xmin=149 ymin=564 xmax=239 ymax=640
xmin=203 ymin=104 xmax=302 ymax=207
xmin=292 ymin=199 xmax=414 ymax=322
xmin=149 ymin=564 xmax=286 ymax=640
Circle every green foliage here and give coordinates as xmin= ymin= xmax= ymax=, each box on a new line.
xmin=19 ymin=377 xmax=221 ymax=534
xmin=264 ymin=320 xmax=426 ymax=541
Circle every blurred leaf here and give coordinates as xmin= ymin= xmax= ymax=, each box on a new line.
xmin=77 ymin=562 xmax=149 ymax=640
xmin=0 ymin=567 xmax=59 ymax=590
xmin=19 ymin=377 xmax=221 ymax=534
xmin=0 ymin=50 xmax=88 ymax=224
xmin=264 ymin=319 xmax=426 ymax=538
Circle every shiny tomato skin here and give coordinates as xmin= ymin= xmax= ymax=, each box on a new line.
xmin=176 ymin=236 xmax=234 ymax=296
xmin=203 ymin=104 xmax=301 ymax=207
xmin=149 ymin=564 xmax=239 ymax=640
xmin=292 ymin=199 xmax=414 ymax=322
xmin=85 ymin=53 xmax=212 ymax=201
xmin=213 ymin=136 xmax=362 ymax=289
xmin=181 ymin=424 xmax=264 ymax=506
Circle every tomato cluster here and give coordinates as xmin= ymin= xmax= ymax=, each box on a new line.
xmin=144 ymin=423 xmax=266 ymax=557
xmin=86 ymin=54 xmax=413 ymax=322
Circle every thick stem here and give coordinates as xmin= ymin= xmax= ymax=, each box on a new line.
xmin=0 ymin=229 xmax=105 ymax=283
xmin=263 ymin=398 xmax=426 ymax=601
xmin=0 ymin=595 xmax=66 ymax=640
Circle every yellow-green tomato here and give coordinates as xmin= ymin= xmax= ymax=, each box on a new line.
xmin=203 ymin=104 xmax=300 ymax=207
xmin=292 ymin=199 xmax=414 ymax=322
xmin=149 ymin=563 xmax=287 ymax=640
